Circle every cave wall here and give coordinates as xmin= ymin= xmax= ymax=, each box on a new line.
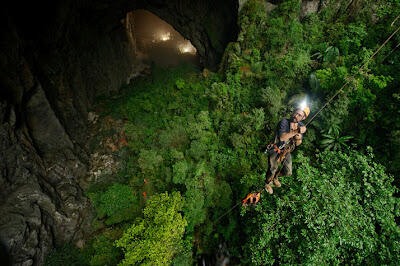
xmin=0 ymin=1 xmax=135 ymax=265
xmin=84 ymin=0 xmax=239 ymax=69
xmin=141 ymin=0 xmax=239 ymax=69
xmin=0 ymin=0 xmax=238 ymax=265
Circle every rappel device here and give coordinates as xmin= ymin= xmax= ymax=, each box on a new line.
xmin=217 ymin=20 xmax=400 ymax=219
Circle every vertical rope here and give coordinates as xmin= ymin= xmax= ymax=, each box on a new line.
xmin=305 ymin=23 xmax=400 ymax=127
xmin=212 ymin=21 xmax=400 ymax=224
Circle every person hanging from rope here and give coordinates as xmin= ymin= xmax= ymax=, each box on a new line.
xmin=231 ymin=21 xmax=400 ymax=213
xmin=242 ymin=103 xmax=310 ymax=206
xmin=264 ymin=105 xmax=310 ymax=194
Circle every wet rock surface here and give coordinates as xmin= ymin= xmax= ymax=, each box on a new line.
xmin=1 ymin=2 xmax=133 ymax=264
xmin=0 ymin=0 xmax=237 ymax=265
xmin=0 ymin=120 xmax=90 ymax=265
xmin=300 ymin=0 xmax=322 ymax=19
xmin=81 ymin=112 xmax=127 ymax=190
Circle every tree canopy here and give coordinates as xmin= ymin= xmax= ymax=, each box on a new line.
xmin=242 ymin=149 xmax=400 ymax=264
xmin=46 ymin=0 xmax=400 ymax=264
xmin=115 ymin=192 xmax=187 ymax=265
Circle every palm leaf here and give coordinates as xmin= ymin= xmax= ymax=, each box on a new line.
xmin=321 ymin=139 xmax=335 ymax=145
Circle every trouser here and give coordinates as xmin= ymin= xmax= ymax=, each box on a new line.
xmin=265 ymin=150 xmax=292 ymax=183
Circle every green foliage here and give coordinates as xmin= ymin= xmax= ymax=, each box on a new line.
xmin=243 ymin=149 xmax=400 ymax=265
xmin=320 ymin=124 xmax=353 ymax=151
xmin=311 ymin=44 xmax=339 ymax=63
xmin=88 ymin=183 xmax=138 ymax=225
xmin=374 ymin=0 xmax=400 ymax=18
xmin=44 ymin=244 xmax=89 ymax=266
xmin=74 ymin=0 xmax=400 ymax=264
xmin=137 ymin=149 xmax=163 ymax=176
xmin=339 ymin=24 xmax=367 ymax=56
xmin=309 ymin=73 xmax=320 ymax=90
xmin=172 ymin=238 xmax=194 ymax=265
xmin=115 ymin=192 xmax=187 ymax=265
xmin=87 ymin=231 xmax=123 ymax=266
xmin=260 ymin=85 xmax=286 ymax=124
xmin=175 ymin=78 xmax=185 ymax=89
xmin=314 ymin=67 xmax=348 ymax=93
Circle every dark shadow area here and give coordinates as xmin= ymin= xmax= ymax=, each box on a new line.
xmin=0 ymin=1 xmax=239 ymax=264
xmin=0 ymin=241 xmax=11 ymax=266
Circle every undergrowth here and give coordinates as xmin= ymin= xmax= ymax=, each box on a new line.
xmin=47 ymin=0 xmax=400 ymax=264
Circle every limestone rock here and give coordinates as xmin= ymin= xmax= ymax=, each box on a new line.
xmin=0 ymin=0 xmax=239 ymax=264
xmin=26 ymin=85 xmax=74 ymax=156
xmin=301 ymin=0 xmax=321 ymax=18
xmin=0 ymin=122 xmax=89 ymax=265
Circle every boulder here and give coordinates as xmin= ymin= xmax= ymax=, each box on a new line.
xmin=301 ymin=0 xmax=321 ymax=18
xmin=0 ymin=0 xmax=239 ymax=264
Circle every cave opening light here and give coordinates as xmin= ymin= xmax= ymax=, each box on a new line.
xmin=127 ymin=9 xmax=200 ymax=68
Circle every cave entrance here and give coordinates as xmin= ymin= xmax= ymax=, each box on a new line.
xmin=126 ymin=10 xmax=200 ymax=71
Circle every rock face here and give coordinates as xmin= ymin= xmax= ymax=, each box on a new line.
xmin=301 ymin=0 xmax=322 ymax=18
xmin=247 ymin=1 xmax=321 ymax=19
xmin=0 ymin=0 xmax=237 ymax=265
xmin=0 ymin=121 xmax=89 ymax=265
xmin=139 ymin=1 xmax=238 ymax=69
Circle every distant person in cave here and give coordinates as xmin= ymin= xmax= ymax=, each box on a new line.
xmin=264 ymin=106 xmax=310 ymax=194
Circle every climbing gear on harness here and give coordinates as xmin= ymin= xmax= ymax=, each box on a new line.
xmin=277 ymin=149 xmax=287 ymax=164
xmin=265 ymin=138 xmax=295 ymax=194
xmin=265 ymin=143 xmax=285 ymax=154
xmin=264 ymin=138 xmax=294 ymax=195
xmin=275 ymin=139 xmax=295 ymax=163
xmin=242 ymin=192 xmax=260 ymax=207
xmin=212 ymin=22 xmax=400 ymax=224
xmin=265 ymin=135 xmax=297 ymax=156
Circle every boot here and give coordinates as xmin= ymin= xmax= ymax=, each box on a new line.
xmin=273 ymin=177 xmax=281 ymax=188
xmin=265 ymin=182 xmax=273 ymax=194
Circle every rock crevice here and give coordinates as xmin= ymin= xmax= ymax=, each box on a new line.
xmin=1 ymin=1 xmax=238 ymax=265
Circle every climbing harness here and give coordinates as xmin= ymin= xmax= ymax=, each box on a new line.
xmin=241 ymin=139 xmax=295 ymax=206
xmin=305 ymin=18 xmax=400 ymax=128
xmin=265 ymin=139 xmax=296 ymax=163
xmin=214 ymin=20 xmax=400 ymax=223
xmin=265 ymin=143 xmax=285 ymax=153
xmin=277 ymin=140 xmax=296 ymax=163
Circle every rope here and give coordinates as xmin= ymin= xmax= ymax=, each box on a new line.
xmin=381 ymin=42 xmax=400 ymax=63
xmin=391 ymin=14 xmax=400 ymax=27
xmin=212 ymin=20 xmax=400 ymax=224
xmin=213 ymin=201 xmax=242 ymax=225
xmin=213 ymin=143 xmax=293 ymax=223
xmin=306 ymin=22 xmax=400 ymax=127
